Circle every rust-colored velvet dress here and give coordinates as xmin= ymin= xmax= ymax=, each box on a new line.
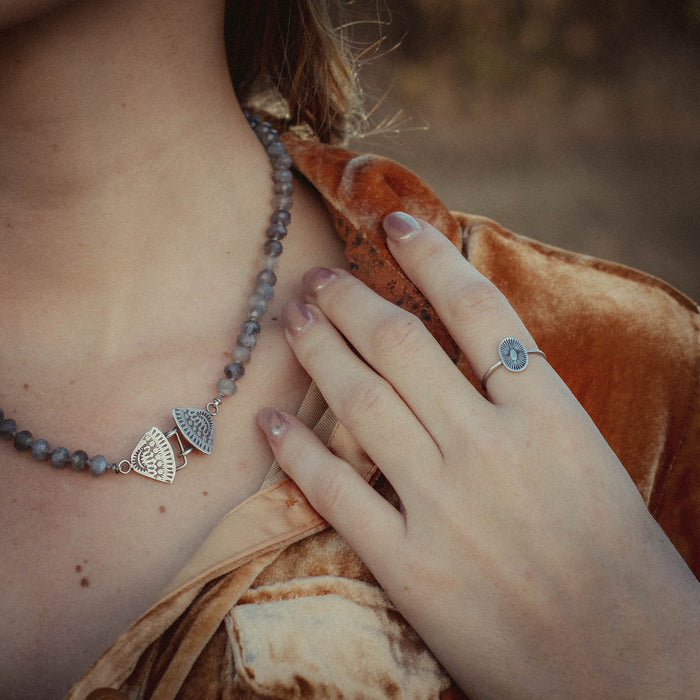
xmin=67 ymin=134 xmax=700 ymax=699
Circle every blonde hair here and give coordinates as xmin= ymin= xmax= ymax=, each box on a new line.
xmin=225 ymin=1 xmax=362 ymax=144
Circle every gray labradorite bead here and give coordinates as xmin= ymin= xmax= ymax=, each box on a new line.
xmin=273 ymin=195 xmax=293 ymax=211
xmin=217 ymin=378 xmax=237 ymax=397
xmin=248 ymin=294 xmax=268 ymax=315
xmin=273 ymin=155 xmax=292 ymax=171
xmin=237 ymin=331 xmax=257 ymax=349
xmin=32 ymin=439 xmax=51 ymax=460
xmin=266 ymin=223 xmax=287 ymax=240
xmin=266 ymin=142 xmax=286 ymax=159
xmin=231 ymin=346 xmax=251 ymax=364
xmin=274 ymin=181 xmax=294 ymax=196
xmin=224 ymin=362 xmax=245 ymax=380
xmin=256 ymin=269 xmax=277 ymax=286
xmin=241 ymin=319 xmax=261 ymax=335
xmin=258 ymin=130 xmax=277 ymax=147
xmin=0 ymin=418 xmax=16 ymax=440
xmin=272 ymin=169 xmax=292 ymax=184
xmin=263 ymin=240 xmax=283 ymax=257
xmin=13 ymin=430 xmax=33 ymax=451
xmin=270 ymin=209 xmax=291 ymax=226
xmin=88 ymin=454 xmax=108 ymax=476
xmin=254 ymin=281 xmax=275 ymax=300
xmin=70 ymin=449 xmax=89 ymax=471
xmin=50 ymin=447 xmax=69 ymax=468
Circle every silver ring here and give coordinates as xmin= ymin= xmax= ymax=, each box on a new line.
xmin=481 ymin=337 xmax=546 ymax=389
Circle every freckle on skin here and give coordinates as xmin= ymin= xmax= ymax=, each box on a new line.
xmin=525 ymin=569 xmax=535 ymax=582
xmin=75 ymin=564 xmax=82 ymax=573
xmin=23 ymin=383 xmax=30 ymax=390
xmin=80 ymin=577 xmax=90 ymax=588
xmin=202 ymin=491 xmax=208 ymax=497
xmin=159 ymin=505 xmax=166 ymax=514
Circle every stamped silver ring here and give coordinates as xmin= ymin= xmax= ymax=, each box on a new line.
xmin=481 ymin=337 xmax=546 ymax=390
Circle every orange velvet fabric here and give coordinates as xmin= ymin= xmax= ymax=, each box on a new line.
xmin=67 ymin=135 xmax=699 ymax=699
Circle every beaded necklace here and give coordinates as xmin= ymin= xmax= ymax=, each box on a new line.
xmin=0 ymin=114 xmax=292 ymax=484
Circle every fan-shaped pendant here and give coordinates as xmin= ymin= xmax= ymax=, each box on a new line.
xmin=130 ymin=427 xmax=177 ymax=484
xmin=173 ymin=408 xmax=215 ymax=454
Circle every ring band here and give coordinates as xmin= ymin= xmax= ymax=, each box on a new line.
xmin=481 ymin=337 xmax=546 ymax=389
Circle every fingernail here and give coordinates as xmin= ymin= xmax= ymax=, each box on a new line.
xmin=281 ymin=299 xmax=315 ymax=336
xmin=383 ymin=211 xmax=421 ymax=242
xmin=302 ymin=267 xmax=338 ymax=296
xmin=257 ymin=408 xmax=289 ymax=441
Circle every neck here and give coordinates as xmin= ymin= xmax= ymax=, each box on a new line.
xmin=0 ymin=0 xmax=270 ymax=300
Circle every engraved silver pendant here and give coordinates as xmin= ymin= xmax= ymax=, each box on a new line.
xmin=130 ymin=427 xmax=178 ymax=484
xmin=173 ymin=408 xmax=215 ymax=454
xmin=499 ymin=337 xmax=529 ymax=372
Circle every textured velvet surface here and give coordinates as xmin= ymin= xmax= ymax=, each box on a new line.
xmin=67 ymin=135 xmax=699 ymax=699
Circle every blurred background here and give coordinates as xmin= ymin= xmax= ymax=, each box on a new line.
xmin=347 ymin=0 xmax=700 ymax=300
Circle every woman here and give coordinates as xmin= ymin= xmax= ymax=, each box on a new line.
xmin=0 ymin=1 xmax=698 ymax=698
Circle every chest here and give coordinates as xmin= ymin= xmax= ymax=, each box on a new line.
xmin=0 ymin=332 xmax=314 ymax=698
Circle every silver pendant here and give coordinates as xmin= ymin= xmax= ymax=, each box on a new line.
xmin=173 ymin=408 xmax=215 ymax=454
xmin=119 ymin=404 xmax=218 ymax=484
xmin=130 ymin=427 xmax=178 ymax=484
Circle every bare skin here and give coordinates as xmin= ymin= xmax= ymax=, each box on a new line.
xmin=0 ymin=1 xmax=345 ymax=696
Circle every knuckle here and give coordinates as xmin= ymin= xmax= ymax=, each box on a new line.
xmin=310 ymin=461 xmax=346 ymax=515
xmin=339 ymin=376 xmax=392 ymax=422
xmin=370 ymin=310 xmax=429 ymax=359
xmin=412 ymin=232 xmax=448 ymax=267
xmin=445 ymin=278 xmax=507 ymax=326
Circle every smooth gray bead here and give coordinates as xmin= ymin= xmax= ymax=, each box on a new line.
xmin=274 ymin=182 xmax=294 ymax=196
xmin=259 ymin=130 xmax=277 ymax=147
xmin=0 ymin=418 xmax=16 ymax=440
xmin=263 ymin=240 xmax=283 ymax=257
xmin=217 ymin=378 xmax=237 ymax=397
xmin=272 ymin=169 xmax=292 ymax=184
xmin=256 ymin=269 xmax=277 ymax=287
xmin=14 ymin=430 xmax=33 ymax=451
xmin=272 ymin=155 xmax=292 ymax=170
xmin=254 ymin=282 xmax=274 ymax=301
xmin=50 ymin=447 xmax=69 ymax=468
xmin=70 ymin=449 xmax=89 ymax=471
xmin=231 ymin=346 xmax=251 ymax=364
xmin=266 ymin=222 xmax=287 ymax=240
xmin=237 ymin=331 xmax=257 ymax=349
xmin=32 ymin=439 xmax=50 ymax=460
xmin=273 ymin=195 xmax=293 ymax=211
xmin=89 ymin=454 xmax=108 ymax=476
xmin=248 ymin=294 xmax=268 ymax=314
xmin=241 ymin=319 xmax=261 ymax=335
xmin=270 ymin=209 xmax=291 ymax=226
xmin=266 ymin=142 xmax=286 ymax=159
xmin=224 ymin=362 xmax=245 ymax=380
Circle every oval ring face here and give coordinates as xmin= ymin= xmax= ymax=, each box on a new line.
xmin=498 ymin=337 xmax=529 ymax=372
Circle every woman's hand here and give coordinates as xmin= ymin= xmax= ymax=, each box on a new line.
xmin=257 ymin=212 xmax=700 ymax=698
